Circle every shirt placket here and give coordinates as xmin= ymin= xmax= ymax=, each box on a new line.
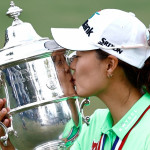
xmin=101 ymin=129 xmax=117 ymax=150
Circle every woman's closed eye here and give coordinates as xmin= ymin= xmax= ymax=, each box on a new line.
xmin=69 ymin=55 xmax=79 ymax=64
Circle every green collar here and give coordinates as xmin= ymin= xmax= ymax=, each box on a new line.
xmin=101 ymin=92 xmax=150 ymax=140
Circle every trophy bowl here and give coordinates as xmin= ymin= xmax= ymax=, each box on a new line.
xmin=0 ymin=55 xmax=80 ymax=150
xmin=0 ymin=2 xmax=82 ymax=150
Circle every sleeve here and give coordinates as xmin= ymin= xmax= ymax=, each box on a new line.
xmin=70 ymin=140 xmax=81 ymax=150
xmin=144 ymin=134 xmax=150 ymax=150
xmin=60 ymin=112 xmax=82 ymax=148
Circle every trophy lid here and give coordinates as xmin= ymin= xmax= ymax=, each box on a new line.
xmin=0 ymin=1 xmax=62 ymax=68
xmin=4 ymin=1 xmax=43 ymax=48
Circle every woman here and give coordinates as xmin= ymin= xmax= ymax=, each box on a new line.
xmin=1 ymin=9 xmax=150 ymax=149
xmin=51 ymin=9 xmax=150 ymax=150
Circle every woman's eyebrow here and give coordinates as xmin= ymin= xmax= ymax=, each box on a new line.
xmin=76 ymin=51 xmax=80 ymax=55
xmin=77 ymin=51 xmax=84 ymax=55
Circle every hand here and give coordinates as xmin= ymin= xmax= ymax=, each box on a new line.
xmin=52 ymin=50 xmax=80 ymax=143
xmin=0 ymin=98 xmax=15 ymax=150
xmin=52 ymin=50 xmax=77 ymax=97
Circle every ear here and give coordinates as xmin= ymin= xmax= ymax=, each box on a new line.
xmin=106 ymin=55 xmax=118 ymax=77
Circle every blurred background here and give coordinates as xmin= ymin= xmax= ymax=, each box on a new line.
xmin=0 ymin=0 xmax=150 ymax=116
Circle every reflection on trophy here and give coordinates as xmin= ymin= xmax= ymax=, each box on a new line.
xmin=0 ymin=1 xmax=90 ymax=150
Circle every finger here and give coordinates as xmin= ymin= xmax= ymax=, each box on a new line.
xmin=3 ymin=119 xmax=10 ymax=127
xmin=59 ymin=54 xmax=70 ymax=71
xmin=0 ymin=108 xmax=7 ymax=121
xmin=52 ymin=50 xmax=67 ymax=64
xmin=6 ymin=107 xmax=10 ymax=113
xmin=55 ymin=55 xmax=65 ymax=69
xmin=52 ymin=49 xmax=66 ymax=55
xmin=0 ymin=99 xmax=4 ymax=110
xmin=0 ymin=119 xmax=10 ymax=139
xmin=0 ymin=99 xmax=6 ymax=111
xmin=2 ymin=98 xmax=6 ymax=104
xmin=59 ymin=54 xmax=72 ymax=73
xmin=51 ymin=50 xmax=66 ymax=59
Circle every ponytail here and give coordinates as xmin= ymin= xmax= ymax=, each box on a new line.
xmin=138 ymin=28 xmax=150 ymax=93
xmin=138 ymin=57 xmax=150 ymax=93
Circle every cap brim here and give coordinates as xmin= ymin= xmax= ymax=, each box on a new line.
xmin=51 ymin=28 xmax=98 ymax=51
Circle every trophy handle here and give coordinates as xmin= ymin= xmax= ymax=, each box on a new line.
xmin=0 ymin=121 xmax=16 ymax=146
xmin=80 ymin=98 xmax=90 ymax=126
xmin=0 ymin=122 xmax=9 ymax=146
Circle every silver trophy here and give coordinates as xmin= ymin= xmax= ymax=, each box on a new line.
xmin=0 ymin=1 xmax=90 ymax=150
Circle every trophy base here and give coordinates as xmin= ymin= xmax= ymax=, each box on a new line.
xmin=34 ymin=140 xmax=66 ymax=150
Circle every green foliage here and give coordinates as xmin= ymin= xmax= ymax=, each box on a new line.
xmin=0 ymin=0 xmax=150 ymax=48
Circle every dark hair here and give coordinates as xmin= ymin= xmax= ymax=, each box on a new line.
xmin=96 ymin=49 xmax=150 ymax=93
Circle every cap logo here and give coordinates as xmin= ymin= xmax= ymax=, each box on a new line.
xmin=98 ymin=38 xmax=123 ymax=54
xmin=82 ymin=20 xmax=93 ymax=37
xmin=89 ymin=11 xmax=100 ymax=19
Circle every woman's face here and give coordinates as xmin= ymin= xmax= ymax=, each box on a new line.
xmin=70 ymin=50 xmax=109 ymax=97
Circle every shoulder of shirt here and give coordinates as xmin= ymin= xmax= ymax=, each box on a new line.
xmin=81 ymin=108 xmax=109 ymax=132
xmin=144 ymin=133 xmax=150 ymax=149
xmin=90 ymin=108 xmax=109 ymax=121
xmin=92 ymin=108 xmax=109 ymax=116
xmin=70 ymin=108 xmax=109 ymax=149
